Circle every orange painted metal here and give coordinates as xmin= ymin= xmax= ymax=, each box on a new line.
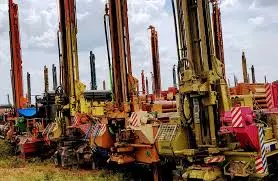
xmin=149 ymin=25 xmax=161 ymax=98
xmin=135 ymin=147 xmax=160 ymax=164
xmin=110 ymin=154 xmax=135 ymax=164
xmin=8 ymin=0 xmax=26 ymax=109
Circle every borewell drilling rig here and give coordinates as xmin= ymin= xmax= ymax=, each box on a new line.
xmin=102 ymin=0 xmax=160 ymax=172
xmin=50 ymin=0 xmax=113 ymax=168
xmin=154 ymin=0 xmax=278 ymax=180
xmin=7 ymin=0 xmax=49 ymax=158
xmin=47 ymin=0 xmax=88 ymax=141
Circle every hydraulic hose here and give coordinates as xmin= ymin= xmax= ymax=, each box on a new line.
xmin=104 ymin=5 xmax=114 ymax=102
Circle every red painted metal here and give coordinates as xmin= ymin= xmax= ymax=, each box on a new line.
xmin=272 ymin=83 xmax=278 ymax=108
xmin=149 ymin=25 xmax=161 ymax=98
xmin=220 ymin=107 xmax=260 ymax=151
xmin=8 ymin=0 xmax=25 ymax=109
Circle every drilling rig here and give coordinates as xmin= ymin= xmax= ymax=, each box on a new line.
xmin=153 ymin=0 xmax=278 ymax=180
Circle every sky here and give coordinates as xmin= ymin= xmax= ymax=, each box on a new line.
xmin=0 ymin=0 xmax=277 ymax=104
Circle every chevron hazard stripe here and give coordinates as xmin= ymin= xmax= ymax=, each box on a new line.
xmin=231 ymin=107 xmax=243 ymax=127
xmin=205 ymin=155 xmax=225 ymax=164
xmin=257 ymin=126 xmax=268 ymax=174
xmin=128 ymin=112 xmax=141 ymax=127
xmin=256 ymin=156 xmax=264 ymax=174
xmin=265 ymin=84 xmax=274 ymax=109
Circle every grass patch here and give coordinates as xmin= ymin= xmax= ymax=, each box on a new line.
xmin=0 ymin=140 xmax=124 ymax=181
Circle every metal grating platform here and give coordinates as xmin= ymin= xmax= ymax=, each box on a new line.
xmin=156 ymin=124 xmax=178 ymax=141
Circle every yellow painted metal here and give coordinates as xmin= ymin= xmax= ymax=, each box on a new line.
xmin=157 ymin=128 xmax=188 ymax=156
xmin=266 ymin=149 xmax=278 ymax=157
xmin=151 ymin=104 xmax=163 ymax=114
xmin=157 ymin=118 xmax=189 ymax=156
xmin=230 ymin=94 xmax=253 ymax=109
xmin=182 ymin=166 xmax=222 ymax=181
xmin=208 ymin=106 xmax=216 ymax=145
xmin=219 ymin=79 xmax=231 ymax=112
xmin=264 ymin=127 xmax=273 ymax=141
xmin=174 ymin=149 xmax=196 ymax=156
xmin=223 ymin=151 xmax=258 ymax=157
xmin=208 ymin=147 xmax=220 ymax=154
xmin=47 ymin=122 xmax=62 ymax=140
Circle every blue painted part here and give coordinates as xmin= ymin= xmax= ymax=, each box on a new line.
xmin=17 ymin=108 xmax=37 ymax=117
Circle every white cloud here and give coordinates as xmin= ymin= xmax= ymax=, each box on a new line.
xmin=248 ymin=16 xmax=264 ymax=25
xmin=29 ymin=29 xmax=56 ymax=48
xmin=0 ymin=0 xmax=278 ymax=103
xmin=77 ymin=12 xmax=89 ymax=21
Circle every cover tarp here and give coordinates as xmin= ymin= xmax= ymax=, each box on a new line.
xmin=17 ymin=108 xmax=37 ymax=117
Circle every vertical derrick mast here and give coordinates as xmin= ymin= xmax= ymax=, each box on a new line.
xmin=242 ymin=51 xmax=248 ymax=83
xmin=146 ymin=77 xmax=149 ymax=96
xmin=149 ymin=25 xmax=161 ymax=98
xmin=58 ymin=0 xmax=82 ymax=115
xmin=173 ymin=64 xmax=177 ymax=88
xmin=105 ymin=0 xmax=136 ymax=110
xmin=251 ymin=65 xmax=256 ymax=84
xmin=173 ymin=0 xmax=230 ymax=147
xmin=27 ymin=72 xmax=31 ymax=105
xmin=44 ymin=66 xmax=49 ymax=93
xmin=8 ymin=0 xmax=25 ymax=109
xmin=52 ymin=64 xmax=58 ymax=91
xmin=90 ymin=51 xmax=97 ymax=90
xmin=141 ymin=70 xmax=146 ymax=94
xmin=211 ymin=0 xmax=225 ymax=77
